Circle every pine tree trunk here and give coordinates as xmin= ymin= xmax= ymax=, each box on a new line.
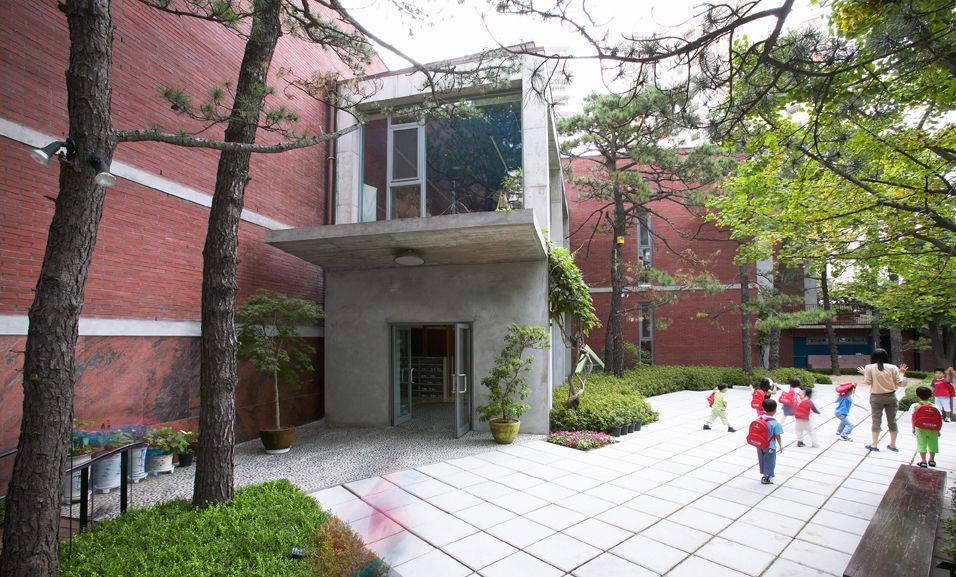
xmin=0 ymin=1 xmax=114 ymax=574
xmin=192 ymin=0 xmax=282 ymax=508
xmin=890 ymin=329 xmax=903 ymax=366
xmin=739 ymin=262 xmax=752 ymax=375
xmin=604 ymin=170 xmax=627 ymax=378
xmin=821 ymin=265 xmax=840 ymax=376
xmin=870 ymin=315 xmax=881 ymax=350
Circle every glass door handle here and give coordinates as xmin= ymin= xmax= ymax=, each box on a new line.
xmin=456 ymin=374 xmax=467 ymax=394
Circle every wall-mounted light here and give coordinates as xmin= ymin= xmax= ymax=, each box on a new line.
xmin=88 ymin=153 xmax=116 ymax=188
xmin=394 ymin=249 xmax=424 ymax=266
xmin=30 ymin=138 xmax=76 ymax=165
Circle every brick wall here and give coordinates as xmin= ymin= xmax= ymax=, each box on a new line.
xmin=566 ymin=155 xmax=761 ymax=367
xmin=0 ymin=0 xmax=387 ymax=459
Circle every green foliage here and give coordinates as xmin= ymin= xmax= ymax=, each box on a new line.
xmin=145 ymin=427 xmax=191 ymax=455
xmin=547 ymin=240 xmax=599 ymax=338
xmin=476 ymin=324 xmax=550 ymax=423
xmin=310 ymin=517 xmax=390 ymax=577
xmin=898 ymin=378 xmax=932 ymax=413
xmin=551 ymin=372 xmax=658 ymax=433
xmin=58 ymin=480 xmax=346 ymax=577
xmin=237 ymin=290 xmax=324 ymax=429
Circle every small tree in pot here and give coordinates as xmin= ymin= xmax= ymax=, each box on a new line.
xmin=477 ymin=324 xmax=550 ymax=444
xmin=237 ymin=290 xmax=324 ymax=453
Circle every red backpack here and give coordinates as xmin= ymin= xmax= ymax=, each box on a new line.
xmin=747 ymin=417 xmax=775 ymax=449
xmin=707 ymin=391 xmax=716 ymax=407
xmin=912 ymin=403 xmax=943 ymax=431
xmin=751 ymin=390 xmax=765 ymax=409
xmin=794 ymin=399 xmax=814 ymax=420
xmin=779 ymin=388 xmax=795 ymax=406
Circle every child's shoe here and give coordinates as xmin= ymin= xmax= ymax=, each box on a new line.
xmin=840 ymin=435 xmax=852 ymax=442
xmin=918 ymin=462 xmax=928 ymax=468
xmin=929 ymin=460 xmax=937 ymax=467
xmin=760 ymin=476 xmax=772 ymax=485
xmin=945 ymin=416 xmax=951 ymax=422
xmin=796 ymin=441 xmax=805 ymax=447
xmin=703 ymin=424 xmax=711 ymax=430
xmin=727 ymin=426 xmax=736 ymax=433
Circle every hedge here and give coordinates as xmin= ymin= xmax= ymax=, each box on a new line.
xmin=898 ymin=377 xmax=933 ymax=413
xmin=550 ymin=365 xmax=829 ymax=433
xmin=806 ymin=367 xmax=930 ymax=380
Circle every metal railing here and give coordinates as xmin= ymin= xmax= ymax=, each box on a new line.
xmin=1 ymin=442 xmax=146 ymax=530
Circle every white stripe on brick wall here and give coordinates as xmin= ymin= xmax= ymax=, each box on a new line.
xmin=0 ymin=315 xmax=324 ymax=338
xmin=0 ymin=118 xmax=291 ymax=231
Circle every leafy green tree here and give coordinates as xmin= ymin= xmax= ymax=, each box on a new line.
xmin=547 ymin=240 xmax=600 ymax=408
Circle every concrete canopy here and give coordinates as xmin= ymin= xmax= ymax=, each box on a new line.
xmin=265 ymin=209 xmax=547 ymax=271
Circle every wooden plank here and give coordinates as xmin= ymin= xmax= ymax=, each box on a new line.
xmin=844 ymin=464 xmax=947 ymax=577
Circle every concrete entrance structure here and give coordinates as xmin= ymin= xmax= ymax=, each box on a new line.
xmin=268 ymin=51 xmax=568 ymax=434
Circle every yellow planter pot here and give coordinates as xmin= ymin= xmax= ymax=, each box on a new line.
xmin=489 ymin=419 xmax=520 ymax=444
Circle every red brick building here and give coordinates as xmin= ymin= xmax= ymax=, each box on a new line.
xmin=566 ymin=154 xmax=766 ymax=368
xmin=0 ymin=0 xmax=385 ymax=475
xmin=566 ymin=154 xmax=938 ymax=372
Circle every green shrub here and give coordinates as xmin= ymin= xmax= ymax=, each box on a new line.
xmin=551 ymin=372 xmax=658 ymax=433
xmin=755 ymin=368 xmax=828 ymax=387
xmin=907 ymin=370 xmax=930 ymax=380
xmin=898 ymin=377 xmax=933 ymax=412
xmin=58 ymin=480 xmax=384 ymax=577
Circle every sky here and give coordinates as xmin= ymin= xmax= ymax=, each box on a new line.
xmin=340 ymin=0 xmax=828 ymax=114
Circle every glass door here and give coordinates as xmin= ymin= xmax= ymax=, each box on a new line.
xmin=454 ymin=323 xmax=472 ymax=438
xmin=392 ymin=326 xmax=412 ymax=425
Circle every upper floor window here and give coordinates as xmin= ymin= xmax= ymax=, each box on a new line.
xmin=360 ymin=94 xmax=523 ymax=221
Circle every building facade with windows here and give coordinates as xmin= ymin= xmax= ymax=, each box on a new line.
xmin=268 ymin=57 xmax=569 ymax=435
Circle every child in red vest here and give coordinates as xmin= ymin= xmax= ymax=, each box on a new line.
xmin=795 ymin=387 xmax=821 ymax=448
xmin=913 ymin=386 xmax=942 ymax=467
xmin=931 ymin=367 xmax=955 ymax=422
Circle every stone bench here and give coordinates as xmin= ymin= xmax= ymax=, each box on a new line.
xmin=844 ymin=464 xmax=947 ymax=577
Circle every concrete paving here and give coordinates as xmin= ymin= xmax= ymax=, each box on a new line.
xmin=309 ymin=381 xmax=956 ymax=577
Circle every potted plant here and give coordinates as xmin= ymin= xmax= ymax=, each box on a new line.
xmin=237 ymin=290 xmax=324 ymax=454
xmin=476 ymin=324 xmax=549 ymax=444
xmin=90 ymin=427 xmax=134 ymax=493
xmin=145 ymin=426 xmax=188 ymax=474
xmin=176 ymin=430 xmax=196 ymax=467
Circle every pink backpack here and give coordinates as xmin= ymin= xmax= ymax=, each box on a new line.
xmin=747 ymin=418 xmax=774 ymax=449
xmin=912 ymin=404 xmax=943 ymax=431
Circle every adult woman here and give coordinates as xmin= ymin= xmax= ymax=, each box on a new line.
xmin=859 ymin=348 xmax=908 ymax=452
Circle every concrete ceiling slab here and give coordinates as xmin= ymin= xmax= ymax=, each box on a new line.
xmin=265 ymin=209 xmax=547 ymax=271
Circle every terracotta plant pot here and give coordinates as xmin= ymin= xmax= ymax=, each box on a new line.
xmin=260 ymin=426 xmax=295 ymax=454
xmin=489 ymin=419 xmax=520 ymax=444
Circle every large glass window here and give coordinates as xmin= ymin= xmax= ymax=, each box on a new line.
xmin=361 ymin=94 xmax=523 ymax=221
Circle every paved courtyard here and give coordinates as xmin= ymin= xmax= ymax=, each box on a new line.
xmin=310 ymin=382 xmax=955 ymax=577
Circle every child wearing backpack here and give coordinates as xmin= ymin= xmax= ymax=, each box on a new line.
xmin=913 ymin=386 xmax=942 ymax=467
xmin=777 ymin=377 xmax=804 ymax=427
xmin=931 ymin=368 xmax=955 ymax=422
xmin=747 ymin=398 xmax=783 ymax=485
xmin=703 ymin=383 xmax=736 ymax=432
xmin=749 ymin=378 xmax=778 ymax=417
xmin=794 ymin=386 xmax=821 ymax=448
xmin=834 ymin=383 xmax=866 ymax=441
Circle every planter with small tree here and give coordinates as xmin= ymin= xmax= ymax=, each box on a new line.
xmin=237 ymin=290 xmax=324 ymax=454
xmin=145 ymin=426 xmax=189 ymax=475
xmin=477 ymin=324 xmax=549 ymax=444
